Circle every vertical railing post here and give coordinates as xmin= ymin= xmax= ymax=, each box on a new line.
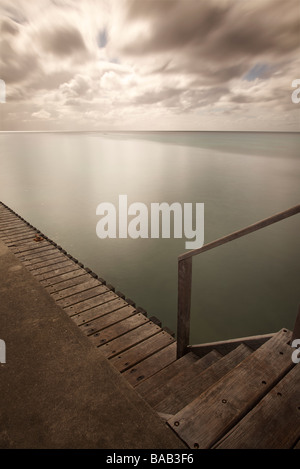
xmin=177 ymin=257 xmax=192 ymax=358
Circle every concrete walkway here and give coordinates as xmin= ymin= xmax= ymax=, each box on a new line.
xmin=0 ymin=240 xmax=185 ymax=449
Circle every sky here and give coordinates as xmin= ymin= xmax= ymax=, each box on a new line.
xmin=0 ymin=0 xmax=299 ymax=131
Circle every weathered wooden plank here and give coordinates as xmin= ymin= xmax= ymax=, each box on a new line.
xmin=215 ymin=364 xmax=300 ymax=449
xmin=38 ymin=268 xmax=86 ymax=287
xmin=25 ymin=254 xmax=70 ymax=271
xmin=98 ymin=321 xmax=162 ymax=359
xmin=155 ymin=345 xmax=251 ymax=415
xmin=63 ymin=290 xmax=118 ymax=316
xmin=33 ymin=264 xmax=81 ymax=282
xmin=51 ymin=278 xmax=101 ymax=301
xmin=144 ymin=350 xmax=222 ymax=410
xmin=71 ymin=298 xmax=130 ymax=325
xmin=79 ymin=305 xmax=136 ymax=335
xmin=0 ymin=226 xmax=36 ymax=238
xmin=17 ymin=246 xmax=58 ymax=261
xmin=167 ymin=329 xmax=293 ymax=449
xmin=11 ymin=241 xmax=53 ymax=255
xmin=30 ymin=260 xmax=74 ymax=276
xmin=177 ymin=257 xmax=192 ymax=358
xmin=123 ymin=342 xmax=177 ymax=386
xmin=4 ymin=235 xmax=41 ymax=247
xmin=23 ymin=251 xmax=64 ymax=266
xmin=56 ymin=284 xmax=108 ymax=308
xmin=89 ymin=313 xmax=149 ymax=345
xmin=0 ymin=231 xmax=36 ymax=243
xmin=135 ymin=352 xmax=200 ymax=398
xmin=0 ymin=220 xmax=26 ymax=230
xmin=110 ymin=330 xmax=176 ymax=372
xmin=45 ymin=273 xmax=92 ymax=293
xmin=188 ymin=333 xmax=274 ymax=357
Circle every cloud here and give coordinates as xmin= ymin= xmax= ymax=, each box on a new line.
xmin=0 ymin=0 xmax=299 ymax=131
xmin=39 ymin=24 xmax=87 ymax=58
xmin=32 ymin=109 xmax=51 ymax=119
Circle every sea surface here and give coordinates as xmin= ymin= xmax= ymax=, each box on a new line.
xmin=0 ymin=131 xmax=299 ymax=344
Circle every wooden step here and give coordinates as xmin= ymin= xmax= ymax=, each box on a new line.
xmin=138 ymin=349 xmax=222 ymax=409
xmin=122 ymin=342 xmax=177 ymax=387
xmin=97 ymin=321 xmax=162 ymax=359
xmin=167 ymin=329 xmax=294 ymax=449
xmin=44 ymin=273 xmax=93 ymax=293
xmin=214 ymin=363 xmax=300 ymax=449
xmin=78 ymin=305 xmax=137 ymax=335
xmin=154 ymin=343 xmax=252 ymax=415
xmin=71 ymin=298 xmax=132 ymax=325
xmin=109 ymin=330 xmax=176 ymax=372
xmin=135 ymin=352 xmax=200 ymax=399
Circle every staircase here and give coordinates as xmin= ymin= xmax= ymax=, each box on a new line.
xmin=133 ymin=328 xmax=299 ymax=449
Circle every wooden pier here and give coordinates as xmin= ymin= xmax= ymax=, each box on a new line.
xmin=0 ymin=201 xmax=299 ymax=449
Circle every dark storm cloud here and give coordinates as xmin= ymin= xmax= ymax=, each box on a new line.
xmin=40 ymin=25 xmax=87 ymax=57
xmin=120 ymin=0 xmax=299 ymax=61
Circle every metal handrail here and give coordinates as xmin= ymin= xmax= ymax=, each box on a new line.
xmin=176 ymin=204 xmax=300 ymax=358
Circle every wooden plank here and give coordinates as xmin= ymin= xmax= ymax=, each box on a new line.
xmin=23 ymin=251 xmax=64 ymax=266
xmin=0 ymin=226 xmax=36 ymax=238
xmin=215 ymin=364 xmax=300 ymax=449
xmin=79 ymin=305 xmax=136 ymax=335
xmin=167 ymin=329 xmax=293 ymax=449
xmin=144 ymin=350 xmax=222 ymax=410
xmin=189 ymin=333 xmax=274 ymax=357
xmin=0 ymin=223 xmax=36 ymax=234
xmin=11 ymin=241 xmax=53 ymax=255
xmin=63 ymin=290 xmax=118 ymax=316
xmin=135 ymin=352 xmax=200 ymax=398
xmin=155 ymin=345 xmax=251 ymax=415
xmin=4 ymin=234 xmax=41 ymax=247
xmin=51 ymin=278 xmax=101 ymax=300
xmin=33 ymin=264 xmax=81 ymax=282
xmin=109 ymin=330 xmax=176 ymax=372
xmin=25 ymin=254 xmax=69 ymax=271
xmin=98 ymin=321 xmax=162 ymax=359
xmin=0 ymin=231 xmax=36 ymax=243
xmin=45 ymin=273 xmax=92 ymax=293
xmin=122 ymin=342 xmax=177 ymax=386
xmin=30 ymin=260 xmax=74 ymax=276
xmin=177 ymin=257 xmax=192 ymax=358
xmin=56 ymin=284 xmax=108 ymax=308
xmin=71 ymin=298 xmax=130 ymax=325
xmin=17 ymin=246 xmax=58 ymax=261
xmin=88 ymin=313 xmax=149 ymax=345
xmin=0 ymin=220 xmax=26 ymax=230
xmin=39 ymin=268 xmax=87 ymax=287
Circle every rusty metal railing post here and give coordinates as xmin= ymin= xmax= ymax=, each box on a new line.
xmin=176 ymin=204 xmax=300 ymax=360
xmin=177 ymin=257 xmax=192 ymax=358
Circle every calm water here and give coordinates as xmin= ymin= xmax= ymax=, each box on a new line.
xmin=0 ymin=131 xmax=299 ymax=344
